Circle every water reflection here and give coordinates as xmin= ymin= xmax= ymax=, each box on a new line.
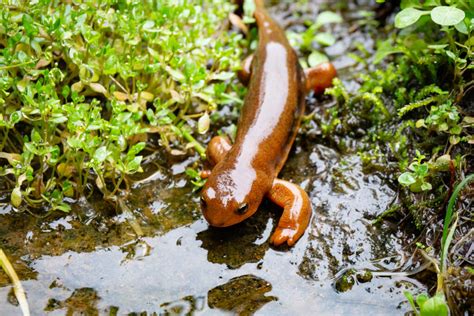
xmin=208 ymin=275 xmax=277 ymax=315
xmin=197 ymin=203 xmax=275 ymax=269
xmin=159 ymin=295 xmax=206 ymax=315
xmin=44 ymin=287 xmax=100 ymax=314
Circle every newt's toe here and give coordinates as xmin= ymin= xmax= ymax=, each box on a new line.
xmin=270 ymin=227 xmax=300 ymax=246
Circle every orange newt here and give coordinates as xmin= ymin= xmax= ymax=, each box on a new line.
xmin=200 ymin=0 xmax=337 ymax=246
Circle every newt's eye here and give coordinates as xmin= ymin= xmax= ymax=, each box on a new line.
xmin=236 ymin=203 xmax=249 ymax=215
xmin=200 ymin=196 xmax=207 ymax=208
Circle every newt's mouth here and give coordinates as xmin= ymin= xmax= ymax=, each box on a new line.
xmin=203 ymin=213 xmax=249 ymax=228
xmin=204 ymin=216 xmax=235 ymax=228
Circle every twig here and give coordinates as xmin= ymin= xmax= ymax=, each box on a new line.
xmin=0 ymin=249 xmax=30 ymax=316
xmin=0 ymin=60 xmax=36 ymax=70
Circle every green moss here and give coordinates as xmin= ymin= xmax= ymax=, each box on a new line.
xmin=317 ymin=1 xmax=472 ymax=199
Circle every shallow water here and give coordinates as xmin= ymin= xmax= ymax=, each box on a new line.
xmin=1 ymin=1 xmax=428 ymax=315
xmin=0 ymin=147 xmax=425 ymax=315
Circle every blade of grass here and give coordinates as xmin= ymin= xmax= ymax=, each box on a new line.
xmin=0 ymin=249 xmax=30 ymax=316
xmin=117 ymin=198 xmax=144 ymax=237
xmin=180 ymin=128 xmax=206 ymax=159
xmin=404 ymin=291 xmax=419 ymax=316
xmin=438 ymin=214 xmax=458 ymax=292
xmin=440 ymin=173 xmax=474 ymax=272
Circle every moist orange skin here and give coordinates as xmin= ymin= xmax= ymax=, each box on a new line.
xmin=305 ymin=62 xmax=337 ymax=95
xmin=201 ymin=3 xmax=336 ymax=246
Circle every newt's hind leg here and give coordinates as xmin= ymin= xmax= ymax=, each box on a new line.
xmin=237 ymin=54 xmax=254 ymax=86
xmin=304 ymin=62 xmax=337 ymax=95
xmin=201 ymin=135 xmax=232 ymax=178
xmin=267 ymin=179 xmax=312 ymax=246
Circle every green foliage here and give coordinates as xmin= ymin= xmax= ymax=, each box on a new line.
xmin=395 ymin=2 xmax=468 ymax=29
xmin=308 ymin=51 xmax=329 ymax=67
xmin=0 ymin=1 xmax=243 ymax=211
xmin=395 ymin=8 xmax=430 ymax=28
xmin=404 ymin=292 xmax=449 ymax=316
xmin=440 ymin=174 xmax=474 ymax=272
xmin=403 ymin=174 xmax=473 ymax=315
xmin=417 ymin=101 xmax=463 ymax=144
xmin=398 ymin=151 xmax=432 ymax=192
xmin=382 ymin=0 xmax=473 ymax=81
xmin=317 ymin=0 xmax=472 ymax=196
xmin=243 ymin=0 xmax=256 ymax=23
xmin=430 ymin=6 xmax=465 ymax=26
xmin=185 ymin=168 xmax=206 ymax=189
xmin=286 ymin=10 xmax=342 ymax=66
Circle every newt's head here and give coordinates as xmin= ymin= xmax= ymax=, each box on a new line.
xmin=200 ymin=166 xmax=269 ymax=227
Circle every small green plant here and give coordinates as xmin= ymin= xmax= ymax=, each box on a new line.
xmin=403 ymin=174 xmax=473 ymax=315
xmin=379 ymin=0 xmax=472 ymax=92
xmin=286 ymin=11 xmax=343 ymax=67
xmin=398 ymin=151 xmax=432 ymax=192
xmin=404 ymin=291 xmax=448 ymax=316
xmin=185 ymin=168 xmax=206 ymax=189
xmin=417 ymin=101 xmax=463 ymax=144
xmin=394 ymin=1 xmax=468 ymax=30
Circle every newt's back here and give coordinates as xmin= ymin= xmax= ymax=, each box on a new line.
xmin=232 ymin=2 xmax=306 ymax=176
xmin=200 ymin=0 xmax=307 ymax=229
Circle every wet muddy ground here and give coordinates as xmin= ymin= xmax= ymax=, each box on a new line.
xmin=1 ymin=0 xmax=430 ymax=315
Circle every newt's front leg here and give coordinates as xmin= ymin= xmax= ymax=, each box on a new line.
xmin=267 ymin=179 xmax=312 ymax=246
xmin=202 ymin=137 xmax=312 ymax=246
xmin=304 ymin=62 xmax=337 ymax=95
xmin=201 ymin=135 xmax=232 ymax=179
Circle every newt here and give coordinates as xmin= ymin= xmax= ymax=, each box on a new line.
xmin=200 ymin=0 xmax=337 ymax=246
